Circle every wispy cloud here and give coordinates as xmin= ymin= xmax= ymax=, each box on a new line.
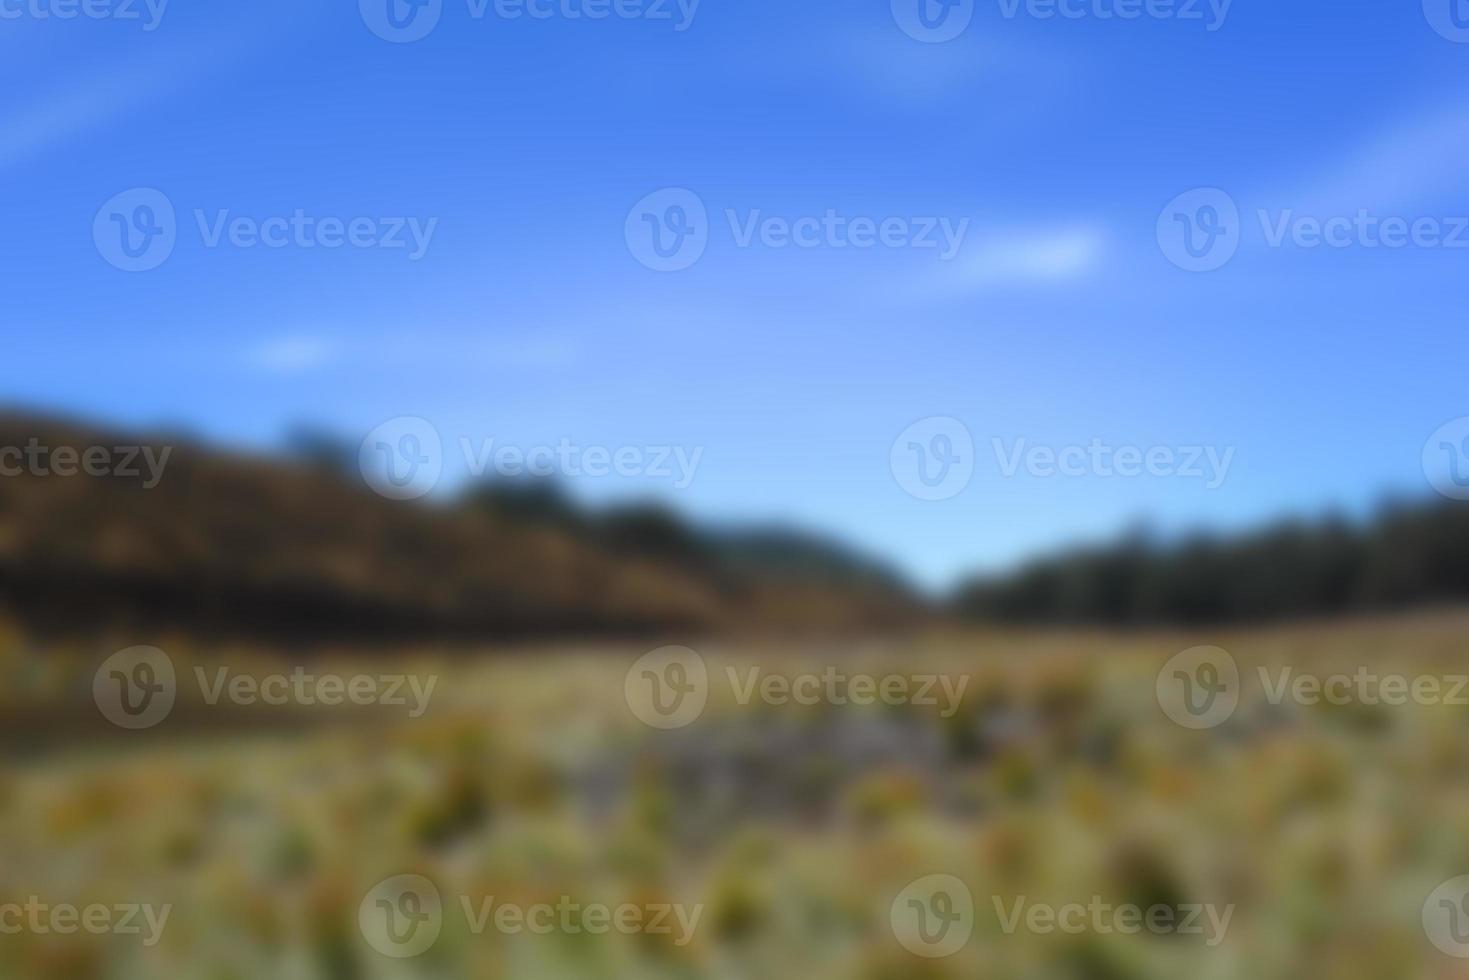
xmin=0 ymin=58 xmax=174 ymax=170
xmin=900 ymin=225 xmax=1105 ymax=299
xmin=1285 ymin=101 xmax=1469 ymax=215
xmin=953 ymin=226 xmax=1105 ymax=288
xmin=0 ymin=4 xmax=325 ymax=171
xmin=243 ymin=329 xmax=581 ymax=375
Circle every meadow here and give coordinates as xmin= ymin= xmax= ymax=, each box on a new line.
xmin=3 ymin=611 xmax=1468 ymax=978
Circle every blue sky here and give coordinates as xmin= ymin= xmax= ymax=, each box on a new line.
xmin=3 ymin=0 xmax=1468 ymax=589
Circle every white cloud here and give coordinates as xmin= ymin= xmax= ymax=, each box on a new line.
xmin=249 ymin=336 xmax=337 ymax=374
xmin=924 ymin=225 xmax=1105 ymax=295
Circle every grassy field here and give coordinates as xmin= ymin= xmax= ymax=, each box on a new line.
xmin=4 ymin=612 xmax=1469 ymax=978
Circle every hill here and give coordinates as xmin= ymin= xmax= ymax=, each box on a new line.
xmin=0 ymin=411 xmax=919 ymax=642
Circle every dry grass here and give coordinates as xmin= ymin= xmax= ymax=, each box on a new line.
xmin=4 ymin=611 xmax=1469 ymax=978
